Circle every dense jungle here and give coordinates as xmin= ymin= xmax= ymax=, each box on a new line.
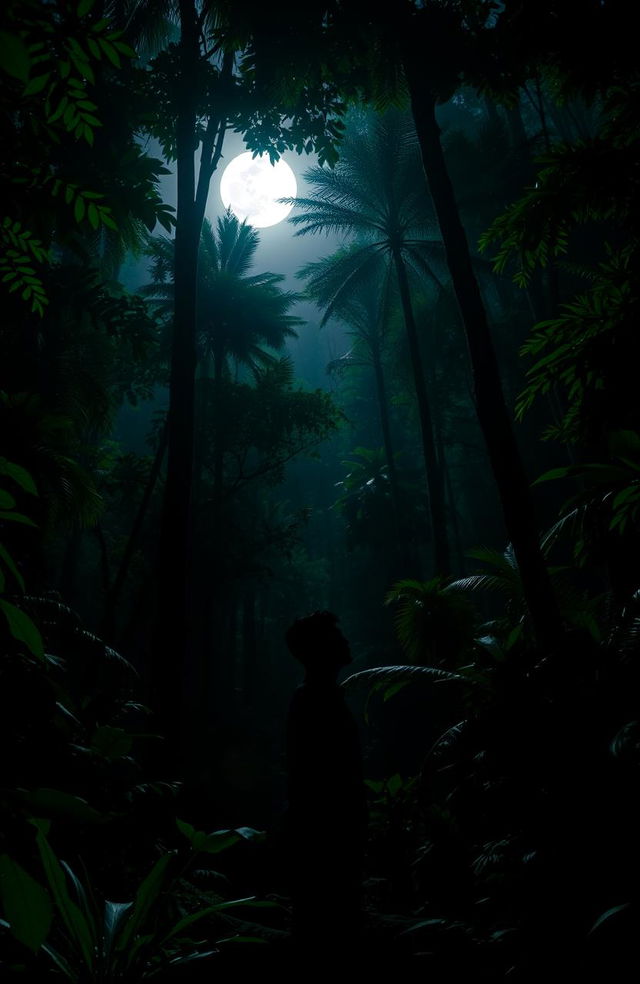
xmin=1 ymin=0 xmax=638 ymax=979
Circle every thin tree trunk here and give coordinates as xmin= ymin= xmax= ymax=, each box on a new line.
xmin=151 ymin=0 xmax=199 ymax=737
xmin=94 ymin=524 xmax=111 ymax=597
xmin=242 ymin=584 xmax=257 ymax=705
xmin=404 ymin=75 xmax=561 ymax=647
xmin=371 ymin=339 xmax=402 ymax=541
xmin=393 ymin=248 xmax=450 ymax=574
xmin=151 ymin=4 xmax=231 ymax=742
xmin=102 ymin=420 xmax=168 ymax=643
xmin=60 ymin=530 xmax=82 ymax=603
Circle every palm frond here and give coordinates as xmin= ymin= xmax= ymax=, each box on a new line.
xmin=342 ymin=663 xmax=468 ymax=692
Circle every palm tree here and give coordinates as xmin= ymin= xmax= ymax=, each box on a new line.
xmin=288 ymin=108 xmax=451 ymax=574
xmin=196 ymin=213 xmax=301 ymax=384
xmin=145 ymin=212 xmax=301 ymax=383
xmin=301 ymin=250 xmax=403 ymax=538
xmin=143 ymin=211 xmax=301 ymax=496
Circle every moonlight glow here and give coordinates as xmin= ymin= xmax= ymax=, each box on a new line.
xmin=219 ymin=152 xmax=297 ymax=228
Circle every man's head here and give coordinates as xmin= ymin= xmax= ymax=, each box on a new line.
xmin=285 ymin=610 xmax=351 ymax=673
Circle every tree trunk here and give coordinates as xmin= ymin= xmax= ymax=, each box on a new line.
xmin=242 ymin=584 xmax=258 ymax=705
xmin=404 ymin=74 xmax=561 ymax=647
xmin=371 ymin=337 xmax=402 ymax=542
xmin=151 ymin=0 xmax=200 ymax=743
xmin=393 ymin=248 xmax=450 ymax=575
xmin=102 ymin=420 xmax=168 ymax=643
xmin=151 ymin=5 xmax=231 ymax=746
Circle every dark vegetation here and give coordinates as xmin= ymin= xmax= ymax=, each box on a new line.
xmin=1 ymin=0 xmax=638 ymax=979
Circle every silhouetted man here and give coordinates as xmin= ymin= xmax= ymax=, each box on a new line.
xmin=284 ymin=611 xmax=366 ymax=956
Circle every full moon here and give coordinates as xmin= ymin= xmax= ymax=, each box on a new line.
xmin=219 ymin=152 xmax=297 ymax=229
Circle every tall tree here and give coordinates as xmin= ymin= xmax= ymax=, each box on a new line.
xmin=288 ymin=109 xmax=452 ymax=574
xmin=143 ymin=211 xmax=301 ymax=500
xmin=300 ymin=250 xmax=403 ymax=545
xmin=395 ymin=1 xmax=563 ymax=646
xmin=130 ymin=0 xmax=352 ymax=737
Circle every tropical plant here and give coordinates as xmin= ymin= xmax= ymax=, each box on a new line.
xmin=0 ymin=818 xmax=270 ymax=981
xmin=384 ymin=576 xmax=478 ymax=667
xmin=303 ymin=250 xmax=404 ymax=536
xmin=289 ymin=106 xmax=451 ymax=573
xmin=0 ymin=458 xmax=43 ymax=660
xmin=144 ymin=212 xmax=301 ymax=385
xmin=0 ymin=0 xmax=173 ymax=317
xmin=143 ymin=212 xmax=302 ymax=517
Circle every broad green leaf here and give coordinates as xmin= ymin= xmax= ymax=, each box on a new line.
xmin=0 ymin=489 xmax=16 ymax=509
xmin=0 ymin=599 xmax=44 ymax=660
xmin=116 ymin=853 xmax=173 ymax=952
xmin=0 ymin=509 xmax=37 ymax=526
xmin=60 ymin=861 xmax=97 ymax=942
xmin=98 ymin=39 xmax=120 ymax=68
xmin=77 ymin=0 xmax=95 ymax=18
xmin=87 ymin=202 xmax=99 ymax=231
xmin=533 ymin=467 xmax=573 ymax=484
xmin=0 ymin=460 xmax=36 ymax=493
xmin=176 ymin=818 xmax=197 ymax=843
xmin=48 ymin=96 xmax=69 ymax=124
xmin=113 ymin=41 xmax=137 ymax=59
xmin=24 ymin=73 xmax=50 ymax=96
xmin=386 ymin=773 xmax=403 ymax=797
xmin=0 ymin=32 xmax=30 ymax=82
xmin=0 ymin=854 xmax=52 ymax=951
xmin=31 ymin=824 xmax=95 ymax=969
xmin=100 ymin=210 xmax=118 ymax=231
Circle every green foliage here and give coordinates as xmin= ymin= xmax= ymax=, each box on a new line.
xmin=0 ymin=853 xmax=53 ymax=952
xmin=333 ymin=447 xmax=396 ymax=550
xmin=516 ymin=247 xmax=639 ymax=444
xmin=535 ymin=430 xmax=640 ymax=567
xmin=451 ymin=544 xmax=602 ymax=643
xmin=0 ymin=0 xmax=175 ymax=315
xmin=0 ymin=217 xmax=49 ymax=316
xmin=206 ymin=359 xmax=342 ymax=493
xmin=144 ymin=212 xmax=302 ymax=376
xmin=385 ymin=576 xmax=478 ymax=666
xmin=0 ymin=392 xmax=103 ymax=531
xmin=0 ymin=596 xmax=155 ymax=832
xmin=480 ymin=89 xmax=639 ymax=283
xmin=0 ymin=457 xmax=43 ymax=659
xmin=0 ymin=821 xmax=269 ymax=981
xmin=343 ymin=662 xmax=469 ymax=724
xmin=288 ymin=107 xmax=445 ymax=301
xmin=481 ymin=83 xmax=640 ymax=451
xmin=176 ymin=819 xmax=265 ymax=854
